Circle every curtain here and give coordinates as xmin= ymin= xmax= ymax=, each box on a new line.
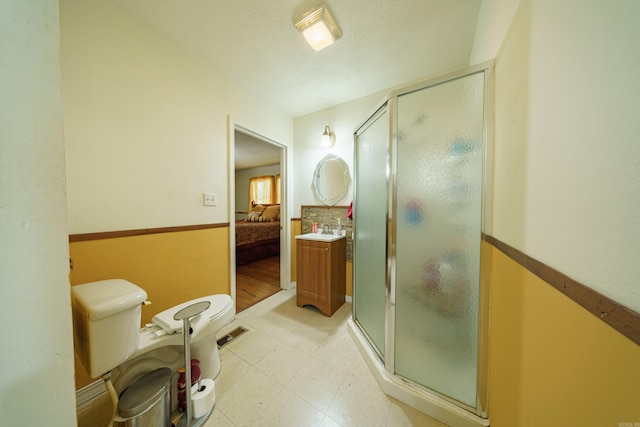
xmin=275 ymin=174 xmax=281 ymax=204
xmin=248 ymin=175 xmax=276 ymax=211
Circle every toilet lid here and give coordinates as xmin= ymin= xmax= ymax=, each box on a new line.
xmin=118 ymin=367 xmax=171 ymax=418
xmin=152 ymin=294 xmax=232 ymax=334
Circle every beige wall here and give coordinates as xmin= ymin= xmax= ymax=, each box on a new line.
xmin=1 ymin=0 xmax=77 ymax=425
xmin=290 ymin=96 xmax=375 ymax=296
xmin=292 ymin=92 xmax=384 ymax=215
xmin=476 ymin=0 xmax=640 ymax=312
xmin=300 ymin=1 xmax=640 ymax=424
xmin=11 ymin=0 xmax=637 ymax=422
xmin=69 ymin=229 xmax=231 ymax=325
xmin=488 ymin=243 xmax=640 ymax=426
xmin=475 ymin=0 xmax=640 ymax=424
xmin=469 ymin=0 xmax=521 ymax=65
xmin=59 ymin=0 xmax=294 ymax=390
xmin=69 ymin=227 xmax=230 ymax=388
xmin=60 ymin=0 xmax=293 ymax=235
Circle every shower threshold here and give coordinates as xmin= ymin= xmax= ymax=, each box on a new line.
xmin=347 ymin=318 xmax=489 ymax=427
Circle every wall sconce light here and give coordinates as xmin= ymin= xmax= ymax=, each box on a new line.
xmin=294 ymin=4 xmax=342 ymax=51
xmin=321 ymin=125 xmax=335 ymax=147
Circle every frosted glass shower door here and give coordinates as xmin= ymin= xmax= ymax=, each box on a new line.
xmin=353 ymin=107 xmax=389 ymax=356
xmin=394 ymin=73 xmax=485 ymax=407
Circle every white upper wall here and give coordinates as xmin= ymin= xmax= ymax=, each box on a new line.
xmin=479 ymin=0 xmax=640 ymax=311
xmin=292 ymin=92 xmax=385 ymax=216
xmin=60 ymin=0 xmax=293 ymax=234
xmin=297 ymin=0 xmax=640 ymax=313
xmin=468 ymin=0 xmax=521 ymax=65
xmin=61 ymin=0 xmax=640 ymax=313
xmin=1 ymin=1 xmax=76 ymax=425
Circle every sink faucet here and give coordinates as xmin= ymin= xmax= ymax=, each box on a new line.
xmin=321 ymin=224 xmax=331 ymax=235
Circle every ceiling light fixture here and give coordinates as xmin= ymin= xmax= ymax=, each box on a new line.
xmin=321 ymin=125 xmax=336 ymax=147
xmin=294 ymin=4 xmax=342 ymax=51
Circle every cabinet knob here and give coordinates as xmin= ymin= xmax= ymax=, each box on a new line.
xmin=325 ymin=247 xmax=329 ymax=252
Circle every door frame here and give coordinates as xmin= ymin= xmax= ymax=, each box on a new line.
xmin=227 ymin=116 xmax=290 ymax=310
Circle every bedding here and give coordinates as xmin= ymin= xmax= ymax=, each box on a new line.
xmin=235 ymin=204 xmax=280 ymax=265
xmin=235 ymin=221 xmax=280 ymax=246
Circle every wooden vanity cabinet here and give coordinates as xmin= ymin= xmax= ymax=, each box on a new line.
xmin=296 ymin=236 xmax=346 ymax=317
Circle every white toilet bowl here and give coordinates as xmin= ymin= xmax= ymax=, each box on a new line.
xmin=111 ymin=294 xmax=235 ymax=395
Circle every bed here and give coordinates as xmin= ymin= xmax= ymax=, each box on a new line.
xmin=235 ymin=203 xmax=280 ymax=265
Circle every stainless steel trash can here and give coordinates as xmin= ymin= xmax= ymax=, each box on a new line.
xmin=115 ymin=367 xmax=172 ymax=427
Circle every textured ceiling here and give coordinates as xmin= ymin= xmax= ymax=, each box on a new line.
xmin=109 ymin=0 xmax=482 ymax=118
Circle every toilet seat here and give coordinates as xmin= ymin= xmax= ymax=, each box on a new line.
xmin=112 ymin=294 xmax=235 ymax=394
xmin=152 ymin=295 xmax=234 ymax=334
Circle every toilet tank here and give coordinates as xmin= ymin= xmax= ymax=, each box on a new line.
xmin=71 ymin=279 xmax=147 ymax=378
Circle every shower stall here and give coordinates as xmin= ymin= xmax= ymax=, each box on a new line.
xmin=348 ymin=64 xmax=492 ymax=427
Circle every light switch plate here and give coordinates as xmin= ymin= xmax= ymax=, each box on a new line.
xmin=203 ymin=192 xmax=217 ymax=206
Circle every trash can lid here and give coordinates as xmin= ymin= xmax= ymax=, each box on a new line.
xmin=118 ymin=367 xmax=172 ymax=418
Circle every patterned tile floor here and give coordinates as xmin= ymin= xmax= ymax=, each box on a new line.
xmin=205 ymin=289 xmax=446 ymax=427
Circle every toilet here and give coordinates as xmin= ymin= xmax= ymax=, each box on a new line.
xmin=71 ymin=279 xmax=235 ymax=419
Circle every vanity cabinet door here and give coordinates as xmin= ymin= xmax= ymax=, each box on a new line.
xmin=296 ymin=238 xmax=346 ymax=316
xmin=297 ymin=240 xmax=330 ymax=303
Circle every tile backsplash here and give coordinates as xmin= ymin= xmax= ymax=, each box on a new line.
xmin=301 ymin=205 xmax=352 ymax=260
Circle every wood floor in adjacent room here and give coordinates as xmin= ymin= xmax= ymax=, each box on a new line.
xmin=235 ymin=255 xmax=281 ymax=312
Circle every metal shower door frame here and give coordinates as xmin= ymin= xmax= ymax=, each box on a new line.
xmin=352 ymin=61 xmax=494 ymax=418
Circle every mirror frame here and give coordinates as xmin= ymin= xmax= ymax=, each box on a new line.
xmin=312 ymin=154 xmax=352 ymax=206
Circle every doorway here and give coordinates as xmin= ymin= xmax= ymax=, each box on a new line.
xmin=229 ymin=123 xmax=288 ymax=313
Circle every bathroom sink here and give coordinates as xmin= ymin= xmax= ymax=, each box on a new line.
xmin=295 ymin=233 xmax=346 ymax=242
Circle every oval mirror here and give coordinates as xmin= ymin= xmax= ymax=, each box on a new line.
xmin=312 ymin=154 xmax=351 ymax=206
